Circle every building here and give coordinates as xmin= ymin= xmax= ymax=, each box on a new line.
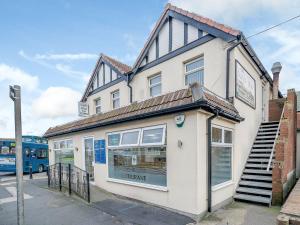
xmin=44 ymin=3 xmax=294 ymax=218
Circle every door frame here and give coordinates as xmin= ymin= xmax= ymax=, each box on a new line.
xmin=82 ymin=136 xmax=94 ymax=171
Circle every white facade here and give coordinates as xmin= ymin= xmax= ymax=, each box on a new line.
xmin=47 ymin=5 xmax=275 ymax=218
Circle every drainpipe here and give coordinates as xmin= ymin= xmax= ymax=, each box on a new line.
xmin=226 ymin=36 xmax=241 ymax=100
xmin=207 ymin=111 xmax=218 ymax=212
xmin=126 ymin=74 xmax=133 ymax=103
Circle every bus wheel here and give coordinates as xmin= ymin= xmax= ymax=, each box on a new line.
xmin=38 ymin=164 xmax=44 ymax=173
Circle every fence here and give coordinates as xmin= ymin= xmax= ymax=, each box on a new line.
xmin=48 ymin=163 xmax=90 ymax=202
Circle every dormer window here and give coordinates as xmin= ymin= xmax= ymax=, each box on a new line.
xmin=95 ymin=98 xmax=101 ymax=114
xmin=184 ymin=57 xmax=204 ymax=86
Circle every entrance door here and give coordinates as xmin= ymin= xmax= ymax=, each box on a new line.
xmin=83 ymin=137 xmax=94 ymax=181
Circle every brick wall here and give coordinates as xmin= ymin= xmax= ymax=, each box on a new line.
xmin=269 ymin=98 xmax=286 ymax=121
xmin=272 ymin=89 xmax=297 ymax=205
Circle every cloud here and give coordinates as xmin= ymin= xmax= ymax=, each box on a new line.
xmin=0 ymin=63 xmax=39 ymax=91
xmin=35 ymin=53 xmax=98 ymax=61
xmin=168 ymin=0 xmax=300 ymax=26
xmin=55 ymin=64 xmax=89 ymax=78
xmin=32 ymin=87 xmax=81 ymax=119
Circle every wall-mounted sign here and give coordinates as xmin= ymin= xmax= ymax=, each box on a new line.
xmin=94 ymin=139 xmax=106 ymax=164
xmin=235 ymin=60 xmax=256 ymax=108
xmin=78 ymin=102 xmax=89 ymax=117
xmin=174 ymin=114 xmax=185 ymax=127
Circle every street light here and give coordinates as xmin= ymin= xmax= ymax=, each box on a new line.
xmin=9 ymin=85 xmax=24 ymax=225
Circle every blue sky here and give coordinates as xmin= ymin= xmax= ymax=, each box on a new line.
xmin=0 ymin=0 xmax=300 ymax=137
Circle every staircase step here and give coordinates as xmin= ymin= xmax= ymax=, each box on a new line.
xmin=236 ymin=187 xmax=272 ymax=196
xmin=241 ymin=175 xmax=272 ymax=181
xmin=257 ymin=132 xmax=278 ymax=136
xmin=247 ymin=158 xmax=270 ymax=163
xmin=234 ymin=193 xmax=271 ymax=204
xmin=249 ymin=153 xmax=272 ymax=158
xmin=239 ymin=180 xmax=272 ymax=188
xmin=255 ymin=135 xmax=276 ymax=139
xmin=258 ymin=127 xmax=278 ymax=132
xmin=254 ymin=140 xmax=275 ymax=144
xmin=251 ymin=149 xmax=273 ymax=153
xmin=260 ymin=124 xmax=279 ymax=128
xmin=253 ymin=144 xmax=273 ymax=148
xmin=245 ymin=163 xmax=268 ymax=168
xmin=243 ymin=169 xmax=272 ymax=175
xmin=261 ymin=121 xmax=279 ymax=125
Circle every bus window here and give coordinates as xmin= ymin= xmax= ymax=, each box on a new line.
xmin=22 ymin=137 xmax=32 ymax=143
xmin=10 ymin=147 xmax=16 ymax=155
xmin=36 ymin=149 xmax=48 ymax=159
xmin=0 ymin=146 xmax=10 ymax=155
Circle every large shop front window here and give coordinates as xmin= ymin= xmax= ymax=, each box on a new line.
xmin=211 ymin=126 xmax=233 ymax=188
xmin=53 ymin=139 xmax=74 ymax=164
xmin=108 ymin=125 xmax=167 ymax=187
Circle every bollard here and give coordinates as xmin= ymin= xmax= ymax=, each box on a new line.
xmin=47 ymin=166 xmax=50 ymax=187
xmin=68 ymin=164 xmax=71 ymax=195
xmin=87 ymin=172 xmax=90 ymax=203
xmin=59 ymin=163 xmax=62 ymax=191
xmin=29 ymin=164 xmax=33 ymax=179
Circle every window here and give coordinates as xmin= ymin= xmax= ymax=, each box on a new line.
xmin=36 ymin=149 xmax=48 ymax=159
xmin=120 ymin=129 xmax=140 ymax=146
xmin=141 ymin=125 xmax=166 ymax=145
xmin=53 ymin=139 xmax=74 ymax=164
xmin=95 ymin=98 xmax=101 ymax=114
xmin=107 ymin=125 xmax=167 ymax=187
xmin=184 ymin=57 xmax=204 ymax=86
xmin=149 ymin=74 xmax=161 ymax=97
xmin=211 ymin=126 xmax=233 ymax=187
xmin=112 ymin=90 xmax=120 ymax=109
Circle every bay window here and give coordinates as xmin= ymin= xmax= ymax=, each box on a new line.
xmin=211 ymin=126 xmax=233 ymax=187
xmin=107 ymin=125 xmax=167 ymax=187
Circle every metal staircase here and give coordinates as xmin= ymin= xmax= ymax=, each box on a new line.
xmin=234 ymin=121 xmax=280 ymax=206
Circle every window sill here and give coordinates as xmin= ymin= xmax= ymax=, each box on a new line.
xmin=106 ymin=178 xmax=168 ymax=192
xmin=212 ymin=180 xmax=234 ymax=192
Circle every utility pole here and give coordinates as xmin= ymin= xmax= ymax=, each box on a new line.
xmin=9 ymin=85 xmax=24 ymax=225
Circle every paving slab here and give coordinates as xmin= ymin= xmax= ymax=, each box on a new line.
xmin=280 ymin=179 xmax=300 ymax=217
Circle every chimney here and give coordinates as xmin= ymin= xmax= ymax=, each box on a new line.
xmin=271 ymin=62 xmax=282 ymax=99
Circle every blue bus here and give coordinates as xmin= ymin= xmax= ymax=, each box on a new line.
xmin=0 ymin=136 xmax=48 ymax=173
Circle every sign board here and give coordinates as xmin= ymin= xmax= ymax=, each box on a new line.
xmin=78 ymin=102 xmax=89 ymax=117
xmin=235 ymin=60 xmax=256 ymax=108
xmin=94 ymin=139 xmax=106 ymax=164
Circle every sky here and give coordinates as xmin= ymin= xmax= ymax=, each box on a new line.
xmin=0 ymin=0 xmax=300 ymax=138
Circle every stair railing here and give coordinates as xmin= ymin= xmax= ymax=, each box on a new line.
xmin=266 ymin=102 xmax=285 ymax=171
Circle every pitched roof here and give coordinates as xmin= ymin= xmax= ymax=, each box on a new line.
xmin=101 ymin=53 xmax=132 ymax=74
xmin=133 ymin=3 xmax=240 ymax=68
xmin=44 ymin=86 xmax=242 ymax=138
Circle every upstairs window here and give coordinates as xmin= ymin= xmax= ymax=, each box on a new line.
xmin=95 ymin=98 xmax=101 ymax=114
xmin=112 ymin=90 xmax=120 ymax=109
xmin=149 ymin=74 xmax=161 ymax=97
xmin=184 ymin=57 xmax=204 ymax=86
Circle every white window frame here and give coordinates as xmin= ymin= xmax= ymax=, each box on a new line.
xmin=141 ymin=125 xmax=166 ymax=146
xmin=184 ymin=57 xmax=204 ymax=86
xmin=119 ymin=128 xmax=141 ymax=147
xmin=53 ymin=139 xmax=73 ymax=151
xmin=107 ymin=132 xmax=121 ymax=148
xmin=148 ymin=74 xmax=162 ymax=97
xmin=94 ymin=98 xmax=101 ymax=114
xmin=111 ymin=90 xmax=120 ymax=109
xmin=211 ymin=125 xmax=233 ymax=190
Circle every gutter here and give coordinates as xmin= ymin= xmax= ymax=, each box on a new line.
xmin=207 ymin=111 xmax=218 ymax=212
xmin=126 ymin=74 xmax=133 ymax=103
xmin=226 ymin=36 xmax=241 ymax=100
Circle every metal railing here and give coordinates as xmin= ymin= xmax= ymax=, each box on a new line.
xmin=266 ymin=103 xmax=285 ymax=171
xmin=48 ymin=163 xmax=90 ymax=202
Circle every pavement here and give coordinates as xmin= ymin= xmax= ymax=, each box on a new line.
xmin=0 ymin=172 xmax=280 ymax=225
xmin=277 ymin=179 xmax=300 ymax=224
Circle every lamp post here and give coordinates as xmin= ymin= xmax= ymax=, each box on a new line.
xmin=9 ymin=85 xmax=24 ymax=225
